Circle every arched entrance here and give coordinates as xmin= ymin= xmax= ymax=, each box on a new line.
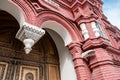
xmin=0 ymin=0 xmax=80 ymax=79
xmin=0 ymin=11 xmax=60 ymax=80
xmin=42 ymin=21 xmax=77 ymax=80
xmin=45 ymin=29 xmax=77 ymax=80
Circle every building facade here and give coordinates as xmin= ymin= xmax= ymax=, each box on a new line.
xmin=0 ymin=0 xmax=120 ymax=80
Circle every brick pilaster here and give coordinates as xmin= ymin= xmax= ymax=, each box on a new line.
xmin=67 ymin=42 xmax=91 ymax=80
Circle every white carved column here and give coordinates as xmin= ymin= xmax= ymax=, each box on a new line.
xmin=16 ymin=22 xmax=45 ymax=54
xmin=80 ymin=23 xmax=89 ymax=40
xmin=91 ymin=22 xmax=100 ymax=37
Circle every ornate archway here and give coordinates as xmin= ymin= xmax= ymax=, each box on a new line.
xmin=0 ymin=0 xmax=85 ymax=80
xmin=0 ymin=10 xmax=60 ymax=80
xmin=36 ymin=11 xmax=81 ymax=44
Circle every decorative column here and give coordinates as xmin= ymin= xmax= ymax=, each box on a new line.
xmin=80 ymin=23 xmax=89 ymax=40
xmin=67 ymin=42 xmax=91 ymax=80
xmin=16 ymin=22 xmax=45 ymax=54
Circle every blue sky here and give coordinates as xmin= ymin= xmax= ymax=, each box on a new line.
xmin=103 ymin=0 xmax=120 ymax=29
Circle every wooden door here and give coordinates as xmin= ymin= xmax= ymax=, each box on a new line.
xmin=0 ymin=10 xmax=60 ymax=80
xmin=47 ymin=64 xmax=60 ymax=80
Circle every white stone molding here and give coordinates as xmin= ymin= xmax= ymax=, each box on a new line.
xmin=45 ymin=0 xmax=60 ymax=7
xmin=91 ymin=21 xmax=100 ymax=37
xmin=80 ymin=23 xmax=89 ymax=40
xmin=82 ymin=49 xmax=95 ymax=58
xmin=16 ymin=22 xmax=45 ymax=54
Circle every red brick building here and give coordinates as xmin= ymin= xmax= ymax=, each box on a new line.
xmin=0 ymin=0 xmax=120 ymax=80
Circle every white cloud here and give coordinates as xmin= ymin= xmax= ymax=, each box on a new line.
xmin=103 ymin=1 xmax=120 ymax=29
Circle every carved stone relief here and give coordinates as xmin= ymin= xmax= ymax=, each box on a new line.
xmin=107 ymin=50 xmax=120 ymax=66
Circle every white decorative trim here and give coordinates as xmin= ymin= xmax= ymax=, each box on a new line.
xmin=45 ymin=0 xmax=60 ymax=7
xmin=23 ymin=39 xmax=35 ymax=54
xmin=82 ymin=49 xmax=95 ymax=58
xmin=80 ymin=23 xmax=89 ymax=40
xmin=16 ymin=22 xmax=45 ymax=54
xmin=16 ymin=22 xmax=45 ymax=41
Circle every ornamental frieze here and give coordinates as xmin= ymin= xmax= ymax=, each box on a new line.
xmin=107 ymin=47 xmax=120 ymax=65
xmin=18 ymin=0 xmax=103 ymax=21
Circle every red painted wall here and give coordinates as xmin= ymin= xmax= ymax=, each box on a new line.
xmin=10 ymin=0 xmax=120 ymax=80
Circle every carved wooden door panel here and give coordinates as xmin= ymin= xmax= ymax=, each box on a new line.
xmin=18 ymin=65 xmax=40 ymax=80
xmin=0 ymin=34 xmax=60 ymax=80
xmin=0 ymin=32 xmax=60 ymax=80
xmin=47 ymin=64 xmax=60 ymax=80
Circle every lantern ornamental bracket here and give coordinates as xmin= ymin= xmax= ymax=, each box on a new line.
xmin=16 ymin=22 xmax=45 ymax=54
xmin=82 ymin=49 xmax=95 ymax=58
